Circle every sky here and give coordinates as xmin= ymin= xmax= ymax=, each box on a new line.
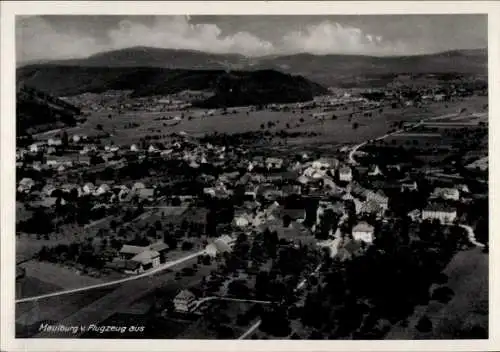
xmin=16 ymin=15 xmax=487 ymax=63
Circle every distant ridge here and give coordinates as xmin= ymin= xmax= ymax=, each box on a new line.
xmin=18 ymin=47 xmax=487 ymax=87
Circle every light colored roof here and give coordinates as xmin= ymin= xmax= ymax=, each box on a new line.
xmin=149 ymin=241 xmax=169 ymax=252
xmin=297 ymin=175 xmax=310 ymax=184
xmin=120 ymin=245 xmax=148 ymax=255
xmin=353 ymin=221 xmax=374 ymax=233
xmin=133 ymin=182 xmax=146 ymax=189
xmin=138 ymin=188 xmax=155 ymax=198
xmin=175 ymin=289 xmax=196 ymax=301
xmin=424 ymin=204 xmax=457 ymax=212
xmin=360 ymin=200 xmax=382 ymax=214
xmin=19 ymin=178 xmax=34 ymax=185
xmin=132 ymin=250 xmax=160 ymax=264
xmin=265 ymin=157 xmax=283 ymax=163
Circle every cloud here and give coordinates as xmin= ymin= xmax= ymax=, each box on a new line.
xmin=16 ymin=16 xmax=104 ymax=62
xmin=281 ymin=21 xmax=408 ymax=56
xmin=16 ymin=16 xmax=408 ymax=63
xmin=105 ymin=17 xmax=275 ymax=57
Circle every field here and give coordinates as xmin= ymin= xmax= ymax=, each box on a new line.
xmin=16 ymin=286 xmax=117 ymax=337
xmin=386 ymin=247 xmax=488 ymax=339
xmin=16 ymin=276 xmax=62 ymax=300
xmin=17 ymin=260 xmax=105 ymax=298
xmin=32 ymin=96 xmax=487 ymax=149
xmin=16 ymin=252 xmax=217 ymax=338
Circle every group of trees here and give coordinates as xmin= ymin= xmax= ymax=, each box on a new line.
xmin=37 ymin=240 xmax=108 ymax=271
xmin=291 ymin=218 xmax=472 ymax=339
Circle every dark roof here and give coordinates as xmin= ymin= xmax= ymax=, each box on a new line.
xmin=281 ymin=208 xmax=305 ymax=220
xmin=344 ymin=240 xmax=363 ymax=255
xmin=105 ymin=259 xmax=127 ymax=270
xmin=124 ymin=260 xmax=141 ymax=270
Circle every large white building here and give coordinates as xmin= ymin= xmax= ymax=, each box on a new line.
xmin=339 ymin=166 xmax=353 ymax=182
xmin=422 ymin=205 xmax=457 ymax=224
xmin=352 ymin=221 xmax=375 ymax=244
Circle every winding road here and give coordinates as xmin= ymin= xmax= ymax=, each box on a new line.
xmin=459 ymin=224 xmax=485 ymax=248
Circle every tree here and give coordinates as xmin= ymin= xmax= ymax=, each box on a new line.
xmin=228 ymin=280 xmax=250 ymax=298
xmin=431 ymin=286 xmax=454 ymax=303
xmin=96 ymin=124 xmax=103 ymax=131
xmin=216 ymin=325 xmax=234 ymax=339
xmin=416 ymin=315 xmax=433 ymax=333
xmin=154 ymin=220 xmax=162 ymax=231
xmin=61 ymin=130 xmax=69 ymax=148
xmin=283 ymin=214 xmax=292 ymax=228
xmin=202 ymin=255 xmax=212 ymax=265
xmin=259 ymin=305 xmax=291 ymax=337
xmin=181 ymin=241 xmax=194 ymax=251
xmin=352 ymin=122 xmax=359 ymax=130
xmin=110 ymin=220 xmax=118 ymax=232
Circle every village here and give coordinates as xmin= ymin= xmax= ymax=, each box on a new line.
xmin=15 ymin=80 xmax=489 ymax=340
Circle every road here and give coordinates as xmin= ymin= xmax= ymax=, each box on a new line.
xmin=348 ymin=113 xmax=458 ymax=165
xmin=238 ymin=320 xmax=262 ymax=340
xmin=459 ymin=224 xmax=485 ymax=248
xmin=193 ymin=296 xmax=273 ymax=311
xmin=16 ymin=250 xmax=205 ymax=303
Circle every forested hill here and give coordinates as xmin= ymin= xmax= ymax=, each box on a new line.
xmin=17 ymin=65 xmax=328 ymax=108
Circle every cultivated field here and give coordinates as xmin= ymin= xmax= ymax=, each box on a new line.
xmin=32 ymin=96 xmax=487 ymax=148
xmin=17 ymin=261 xmax=105 ymax=298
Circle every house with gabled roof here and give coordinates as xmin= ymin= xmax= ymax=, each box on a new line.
xmin=352 ymin=221 xmax=375 ymax=244
xmin=339 ymin=166 xmax=353 ymax=182
xmin=173 ymin=289 xmax=197 ymax=313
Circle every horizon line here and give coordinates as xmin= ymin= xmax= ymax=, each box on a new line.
xmin=16 ymin=46 xmax=488 ymax=67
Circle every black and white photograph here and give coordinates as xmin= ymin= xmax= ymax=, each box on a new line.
xmin=1 ymin=2 xmax=498 ymax=351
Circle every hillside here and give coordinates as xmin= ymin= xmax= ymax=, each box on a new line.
xmin=16 ymin=66 xmax=328 ymax=108
xmin=24 ymin=46 xmax=488 ymax=87
xmin=17 ymin=85 xmax=82 ymax=136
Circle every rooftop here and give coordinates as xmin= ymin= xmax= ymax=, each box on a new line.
xmin=353 ymin=221 xmax=375 ymax=233
xmin=120 ymin=244 xmax=149 ymax=255
xmin=423 ymin=204 xmax=457 ymax=212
